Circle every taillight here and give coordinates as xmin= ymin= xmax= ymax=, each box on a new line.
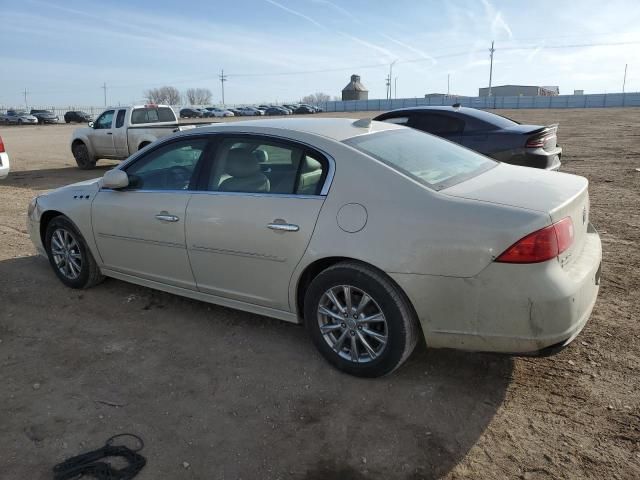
xmin=496 ymin=217 xmax=574 ymax=264
xmin=525 ymin=133 xmax=555 ymax=148
xmin=0 ymin=136 xmax=4 ymax=153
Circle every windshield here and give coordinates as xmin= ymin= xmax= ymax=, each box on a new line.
xmin=345 ymin=128 xmax=496 ymax=190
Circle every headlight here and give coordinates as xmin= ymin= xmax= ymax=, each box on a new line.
xmin=27 ymin=196 xmax=39 ymax=217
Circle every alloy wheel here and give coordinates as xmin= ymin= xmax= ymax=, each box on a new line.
xmin=317 ymin=285 xmax=388 ymax=363
xmin=50 ymin=228 xmax=82 ymax=280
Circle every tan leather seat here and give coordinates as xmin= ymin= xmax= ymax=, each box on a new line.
xmin=219 ymin=148 xmax=270 ymax=193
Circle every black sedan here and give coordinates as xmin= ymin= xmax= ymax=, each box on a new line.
xmin=295 ymin=105 xmax=316 ymax=114
xmin=180 ymin=108 xmax=204 ymax=118
xmin=64 ymin=111 xmax=92 ymax=123
xmin=375 ymin=106 xmax=562 ymax=170
xmin=264 ymin=107 xmax=290 ymax=116
xmin=30 ymin=109 xmax=59 ymax=124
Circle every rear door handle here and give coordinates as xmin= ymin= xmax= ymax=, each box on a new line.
xmin=155 ymin=213 xmax=179 ymax=222
xmin=268 ymin=222 xmax=299 ymax=232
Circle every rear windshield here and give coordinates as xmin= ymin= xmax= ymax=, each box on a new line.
xmin=467 ymin=109 xmax=519 ymax=128
xmin=131 ymin=107 xmax=176 ymax=124
xmin=344 ymin=128 xmax=496 ymax=190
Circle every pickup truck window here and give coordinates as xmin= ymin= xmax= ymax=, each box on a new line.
xmin=95 ymin=110 xmax=114 ymax=130
xmin=115 ymin=110 xmax=126 ymax=128
xmin=131 ymin=107 xmax=176 ymax=125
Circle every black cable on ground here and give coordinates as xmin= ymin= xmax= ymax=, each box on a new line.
xmin=52 ymin=433 xmax=146 ymax=480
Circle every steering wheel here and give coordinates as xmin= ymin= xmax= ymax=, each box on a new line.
xmin=167 ymin=165 xmax=192 ymax=189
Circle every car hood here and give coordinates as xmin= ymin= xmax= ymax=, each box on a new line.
xmin=441 ymin=163 xmax=588 ymax=218
xmin=20 ymin=115 xmax=38 ymax=120
xmin=46 ymin=177 xmax=102 ymax=196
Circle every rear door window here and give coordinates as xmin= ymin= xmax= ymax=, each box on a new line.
xmin=410 ymin=113 xmax=464 ymax=135
xmin=115 ymin=109 xmax=126 ymax=128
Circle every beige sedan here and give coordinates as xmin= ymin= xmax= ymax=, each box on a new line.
xmin=28 ymin=118 xmax=601 ymax=377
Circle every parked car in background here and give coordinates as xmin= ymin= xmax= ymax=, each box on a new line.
xmin=205 ymin=107 xmax=234 ymax=118
xmin=28 ymin=118 xmax=601 ymax=377
xmin=227 ymin=108 xmax=243 ymax=116
xmin=30 ymin=109 xmax=59 ymax=124
xmin=70 ymin=104 xmax=194 ymax=169
xmin=180 ymin=108 xmax=204 ymax=118
xmin=1 ymin=110 xmax=38 ymax=125
xmin=265 ymin=106 xmax=291 ymax=116
xmin=295 ymin=105 xmax=316 ymax=114
xmin=258 ymin=105 xmax=270 ymax=111
xmin=0 ymin=135 xmax=9 ymax=179
xmin=64 ymin=111 xmax=93 ymax=123
xmin=374 ymin=106 xmax=563 ymax=170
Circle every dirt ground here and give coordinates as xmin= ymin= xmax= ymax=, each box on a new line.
xmin=0 ymin=109 xmax=638 ymax=479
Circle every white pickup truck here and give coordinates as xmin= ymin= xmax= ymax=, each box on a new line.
xmin=70 ymin=104 xmax=196 ymax=169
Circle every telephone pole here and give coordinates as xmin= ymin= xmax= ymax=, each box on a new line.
xmin=101 ymin=82 xmax=107 ymax=106
xmin=219 ymin=69 xmax=227 ymax=107
xmin=447 ymin=74 xmax=450 ymax=97
xmin=623 ymin=64 xmax=628 ymax=93
xmin=488 ymin=41 xmax=495 ymax=97
xmin=394 ymin=76 xmax=398 ymax=99
xmin=385 ymin=74 xmax=391 ymax=100
xmin=23 ymin=88 xmax=29 ymax=109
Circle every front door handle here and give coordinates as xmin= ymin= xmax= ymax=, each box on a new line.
xmin=155 ymin=213 xmax=179 ymax=222
xmin=106 ymin=132 xmax=113 ymax=135
xmin=268 ymin=221 xmax=299 ymax=232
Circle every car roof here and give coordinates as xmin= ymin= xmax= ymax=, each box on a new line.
xmin=377 ymin=106 xmax=518 ymax=125
xmin=192 ymin=118 xmax=403 ymax=141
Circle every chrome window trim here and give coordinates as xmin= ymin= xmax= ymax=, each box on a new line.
xmin=116 ymin=130 xmax=336 ymax=197
xmin=99 ymin=187 xmax=324 ymax=201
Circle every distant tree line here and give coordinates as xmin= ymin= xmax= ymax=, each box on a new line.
xmin=301 ymin=92 xmax=331 ymax=104
xmin=144 ymin=86 xmax=212 ymax=105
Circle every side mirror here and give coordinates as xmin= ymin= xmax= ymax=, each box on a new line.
xmin=102 ymin=169 xmax=129 ymax=189
xmin=88 ymin=121 xmax=94 ymax=128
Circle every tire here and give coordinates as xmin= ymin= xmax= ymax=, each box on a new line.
xmin=65 ymin=119 xmax=70 ymax=124
xmin=45 ymin=216 xmax=104 ymax=289
xmin=72 ymin=142 xmax=96 ymax=170
xmin=304 ymin=261 xmax=420 ymax=377
xmin=18 ymin=119 xmax=23 ymax=125
xmin=138 ymin=142 xmax=150 ymax=151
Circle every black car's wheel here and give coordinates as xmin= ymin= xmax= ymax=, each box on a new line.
xmin=304 ymin=261 xmax=420 ymax=377
xmin=18 ymin=119 xmax=24 ymax=125
xmin=72 ymin=142 xmax=96 ymax=169
xmin=45 ymin=216 xmax=104 ymax=289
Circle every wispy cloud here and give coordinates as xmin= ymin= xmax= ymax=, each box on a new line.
xmin=481 ymin=0 xmax=513 ymax=39
xmin=381 ymin=34 xmax=437 ymax=65
xmin=264 ymin=0 xmax=326 ymax=29
xmin=310 ymin=0 xmax=361 ymax=23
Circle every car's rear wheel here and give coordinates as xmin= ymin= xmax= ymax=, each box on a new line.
xmin=45 ymin=216 xmax=104 ymax=289
xmin=304 ymin=261 xmax=419 ymax=377
xmin=72 ymin=142 xmax=96 ymax=169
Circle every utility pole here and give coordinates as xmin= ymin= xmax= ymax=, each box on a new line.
xmin=101 ymin=82 xmax=107 ymax=106
xmin=447 ymin=74 xmax=450 ymax=97
xmin=488 ymin=41 xmax=495 ymax=97
xmin=219 ymin=69 xmax=227 ymax=107
xmin=623 ymin=64 xmax=628 ymax=93
xmin=386 ymin=60 xmax=397 ymax=100
xmin=23 ymin=88 xmax=29 ymax=109
xmin=394 ymin=77 xmax=398 ymax=99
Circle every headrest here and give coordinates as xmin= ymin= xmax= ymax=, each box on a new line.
xmin=225 ymin=148 xmax=260 ymax=178
xmin=301 ymin=156 xmax=321 ymax=173
xmin=253 ymin=149 xmax=268 ymax=163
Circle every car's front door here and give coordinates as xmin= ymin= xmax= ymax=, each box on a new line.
xmin=186 ymin=135 xmax=330 ymax=311
xmin=92 ymin=136 xmax=212 ymax=290
xmin=89 ymin=110 xmax=116 ymax=157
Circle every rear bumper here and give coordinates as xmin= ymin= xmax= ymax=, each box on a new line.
xmin=391 ymin=224 xmax=602 ymax=354
xmin=494 ymin=147 xmax=562 ymax=170
xmin=0 ymin=152 xmax=10 ymax=179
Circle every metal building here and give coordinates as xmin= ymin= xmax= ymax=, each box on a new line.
xmin=342 ymin=74 xmax=368 ymax=101
xmin=478 ymin=85 xmax=559 ymax=97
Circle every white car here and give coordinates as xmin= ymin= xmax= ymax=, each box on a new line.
xmin=0 ymin=135 xmax=9 ymax=178
xmin=205 ymin=108 xmax=234 ymax=118
xmin=27 ymin=118 xmax=601 ymax=377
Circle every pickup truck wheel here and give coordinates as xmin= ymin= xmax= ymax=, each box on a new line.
xmin=72 ymin=143 xmax=96 ymax=170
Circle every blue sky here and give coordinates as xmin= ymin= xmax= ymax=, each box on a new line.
xmin=1 ymin=0 xmax=639 ymax=107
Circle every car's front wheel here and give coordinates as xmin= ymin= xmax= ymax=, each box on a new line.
xmin=45 ymin=216 xmax=104 ymax=289
xmin=72 ymin=142 xmax=96 ymax=169
xmin=304 ymin=261 xmax=420 ymax=377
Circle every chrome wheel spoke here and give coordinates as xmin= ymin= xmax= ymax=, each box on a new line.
xmin=318 ymin=306 xmax=345 ymax=322
xmin=358 ymin=313 xmax=385 ymax=324
xmin=357 ymin=331 xmax=378 ymax=359
xmin=362 ymin=327 xmax=387 ymax=344
xmin=343 ymin=285 xmax=352 ymax=312
xmin=332 ymin=330 xmax=349 ymax=352
xmin=355 ymin=293 xmax=371 ymax=316
xmin=350 ymin=334 xmax=359 ymax=362
xmin=320 ymin=322 xmax=343 ymax=334
xmin=51 ymin=228 xmax=82 ymax=280
xmin=325 ymin=288 xmax=345 ymax=314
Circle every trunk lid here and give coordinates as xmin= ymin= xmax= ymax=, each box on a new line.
xmin=442 ymin=163 xmax=590 ymax=266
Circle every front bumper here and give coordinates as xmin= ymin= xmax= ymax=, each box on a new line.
xmin=391 ymin=224 xmax=602 ymax=354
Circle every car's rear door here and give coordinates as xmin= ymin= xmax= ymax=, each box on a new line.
xmin=185 ymin=134 xmax=330 ymax=311
xmin=92 ymin=136 xmax=213 ymax=290
xmin=408 ymin=112 xmax=464 ymax=144
xmin=113 ymin=109 xmax=128 ymax=156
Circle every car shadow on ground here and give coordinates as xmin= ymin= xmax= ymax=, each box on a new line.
xmin=4 ymin=165 xmax=117 ymax=191
xmin=0 ymin=255 xmax=513 ymax=480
